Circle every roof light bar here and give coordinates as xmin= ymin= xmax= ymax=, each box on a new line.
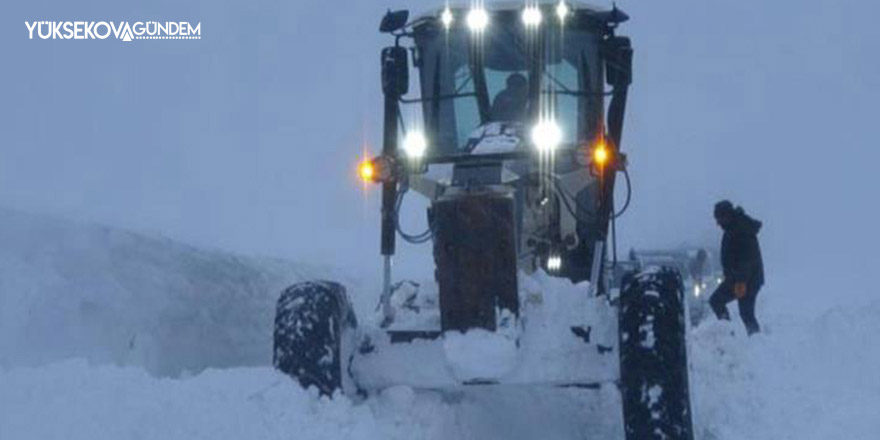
xmin=466 ymin=8 xmax=489 ymax=32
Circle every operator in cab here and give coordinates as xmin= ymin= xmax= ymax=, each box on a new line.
xmin=710 ymin=200 xmax=765 ymax=335
xmin=491 ymin=73 xmax=529 ymax=121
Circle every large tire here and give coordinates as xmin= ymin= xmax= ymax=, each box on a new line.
xmin=619 ymin=267 xmax=694 ymax=440
xmin=273 ymin=281 xmax=357 ymax=397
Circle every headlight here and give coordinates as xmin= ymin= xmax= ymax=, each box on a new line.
xmin=556 ymin=2 xmax=570 ymax=21
xmin=547 ymin=254 xmax=562 ymax=272
xmin=531 ymin=120 xmax=563 ymax=152
xmin=440 ymin=8 xmax=454 ymax=28
xmin=522 ymin=7 xmax=542 ymax=26
xmin=402 ymin=131 xmax=427 ymax=158
xmin=466 ymin=8 xmax=489 ymax=32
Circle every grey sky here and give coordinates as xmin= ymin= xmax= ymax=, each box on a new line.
xmin=2 ymin=1 xmax=878 ymax=297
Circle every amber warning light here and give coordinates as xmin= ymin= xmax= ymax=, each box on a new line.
xmin=592 ymin=141 xmax=610 ymax=167
xmin=358 ymin=159 xmax=375 ymax=182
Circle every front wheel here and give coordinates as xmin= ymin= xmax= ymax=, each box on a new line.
xmin=273 ymin=281 xmax=357 ymax=397
xmin=618 ymin=267 xmax=694 ymax=440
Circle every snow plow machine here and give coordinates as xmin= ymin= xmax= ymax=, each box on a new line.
xmin=274 ymin=3 xmax=694 ymax=439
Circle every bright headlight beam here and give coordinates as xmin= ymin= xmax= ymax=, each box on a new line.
xmin=441 ymin=8 xmax=454 ymax=28
xmin=522 ymin=7 xmax=542 ymax=26
xmin=556 ymin=1 xmax=570 ymax=21
xmin=402 ymin=131 xmax=428 ymax=158
xmin=466 ymin=8 xmax=489 ymax=32
xmin=547 ymin=254 xmax=562 ymax=272
xmin=531 ymin=120 xmax=563 ymax=152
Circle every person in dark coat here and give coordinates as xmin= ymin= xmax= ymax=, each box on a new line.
xmin=710 ymin=200 xmax=765 ymax=335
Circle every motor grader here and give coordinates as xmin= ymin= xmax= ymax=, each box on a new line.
xmin=273 ymin=3 xmax=695 ymax=439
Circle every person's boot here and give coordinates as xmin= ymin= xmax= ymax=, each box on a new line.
xmin=745 ymin=321 xmax=761 ymax=336
xmin=713 ymin=306 xmax=731 ymax=321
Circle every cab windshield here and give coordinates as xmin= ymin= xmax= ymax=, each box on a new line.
xmin=414 ymin=17 xmax=604 ymax=156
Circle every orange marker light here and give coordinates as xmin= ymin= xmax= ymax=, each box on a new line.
xmin=358 ymin=160 xmax=375 ymax=182
xmin=593 ymin=142 xmax=609 ymax=166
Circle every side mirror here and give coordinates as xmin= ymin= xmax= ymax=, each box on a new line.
xmin=595 ymin=6 xmax=630 ymax=26
xmin=380 ymin=10 xmax=409 ymax=33
xmin=603 ymin=36 xmax=633 ymax=87
xmin=381 ymin=46 xmax=409 ymax=97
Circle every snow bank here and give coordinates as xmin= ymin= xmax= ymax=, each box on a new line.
xmin=0 ymin=207 xmax=347 ymax=377
xmin=690 ymin=301 xmax=880 ymax=440
xmin=0 ymin=360 xmax=384 ymax=440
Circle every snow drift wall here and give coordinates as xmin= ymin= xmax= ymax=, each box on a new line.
xmin=0 ymin=207 xmax=342 ymax=377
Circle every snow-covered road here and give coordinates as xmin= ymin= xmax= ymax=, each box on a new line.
xmin=4 ymin=305 xmax=878 ymax=440
xmin=0 ymin=362 xmax=623 ymax=440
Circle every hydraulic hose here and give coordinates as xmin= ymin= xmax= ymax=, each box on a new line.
xmin=394 ymin=184 xmax=433 ymax=244
xmin=612 ymin=168 xmax=632 ymax=219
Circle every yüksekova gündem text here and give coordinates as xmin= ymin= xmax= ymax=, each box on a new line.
xmin=25 ymin=21 xmax=201 ymax=40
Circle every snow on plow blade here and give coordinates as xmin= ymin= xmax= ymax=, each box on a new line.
xmin=351 ymin=293 xmax=619 ymax=390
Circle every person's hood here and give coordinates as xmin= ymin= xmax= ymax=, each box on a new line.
xmin=725 ymin=207 xmax=763 ymax=235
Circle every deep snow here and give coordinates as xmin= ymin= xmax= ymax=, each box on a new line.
xmin=1 ymin=209 xmax=879 ymax=439
xmin=0 ymin=207 xmax=350 ymax=376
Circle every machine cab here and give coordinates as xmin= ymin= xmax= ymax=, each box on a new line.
xmin=411 ymin=3 xmax=608 ymax=158
xmin=370 ymin=2 xmax=633 ymax=284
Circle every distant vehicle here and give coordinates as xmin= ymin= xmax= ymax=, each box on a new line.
xmin=273 ymin=3 xmax=694 ymax=439
xmin=628 ymin=247 xmax=724 ymax=326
